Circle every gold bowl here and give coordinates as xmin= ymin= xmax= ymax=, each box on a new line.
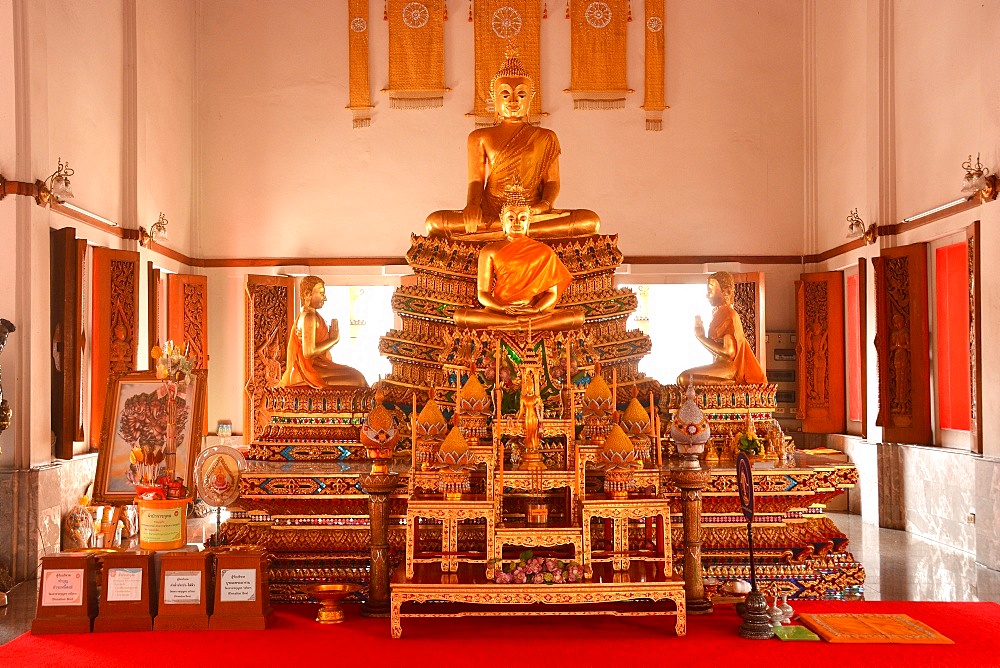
xmin=310 ymin=583 xmax=362 ymax=624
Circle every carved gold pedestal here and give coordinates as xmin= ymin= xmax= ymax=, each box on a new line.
xmin=670 ymin=464 xmax=714 ymax=615
xmin=360 ymin=472 xmax=399 ymax=618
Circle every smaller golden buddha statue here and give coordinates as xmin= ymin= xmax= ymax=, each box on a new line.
xmin=453 ymin=185 xmax=585 ymax=332
xmin=516 ymin=367 xmax=545 ymax=471
xmin=425 ymin=48 xmax=599 ymax=240
xmin=279 ymin=276 xmax=368 ymax=389
xmin=677 ymin=271 xmax=766 ymax=386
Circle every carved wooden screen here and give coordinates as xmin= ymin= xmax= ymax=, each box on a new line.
xmin=732 ymin=272 xmax=766 ymax=377
xmin=795 ymin=271 xmax=845 ymax=434
xmin=167 ymin=274 xmax=209 ymax=369
xmin=967 ymin=221 xmax=982 ymax=454
xmin=50 ymin=227 xmax=81 ymax=459
xmin=244 ymin=275 xmax=295 ymax=441
xmin=873 ymin=243 xmax=931 ymax=444
xmin=91 ymin=247 xmax=140 ymax=449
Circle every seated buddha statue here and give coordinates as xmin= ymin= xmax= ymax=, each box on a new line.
xmin=453 ymin=186 xmax=585 ymax=332
xmin=425 ymin=49 xmax=600 ymax=240
xmin=677 ymin=271 xmax=767 ymax=386
xmin=278 ymin=276 xmax=368 ymax=389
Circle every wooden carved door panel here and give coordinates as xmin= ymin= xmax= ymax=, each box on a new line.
xmin=167 ymin=274 xmax=209 ymax=369
xmin=244 ymin=275 xmax=295 ymax=441
xmin=732 ymin=272 xmax=766 ymax=377
xmin=91 ymin=247 xmax=140 ymax=449
xmin=966 ymin=221 xmax=982 ymax=454
xmin=873 ymin=243 xmax=931 ymax=444
xmin=795 ymin=271 xmax=845 ymax=434
xmin=50 ymin=228 xmax=83 ymax=459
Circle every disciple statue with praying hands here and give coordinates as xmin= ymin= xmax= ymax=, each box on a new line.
xmin=453 ymin=185 xmax=585 ymax=332
xmin=279 ymin=276 xmax=368 ymax=389
xmin=677 ymin=272 xmax=767 ymax=386
xmin=425 ymin=49 xmax=600 ymax=240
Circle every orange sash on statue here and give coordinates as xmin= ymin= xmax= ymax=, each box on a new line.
xmin=492 ymin=237 xmax=572 ymax=304
xmin=709 ymin=304 xmax=766 ymax=384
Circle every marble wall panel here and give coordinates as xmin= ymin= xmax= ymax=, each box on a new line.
xmin=899 ymin=445 xmax=976 ymax=554
xmin=975 ymin=457 xmax=1000 ymax=570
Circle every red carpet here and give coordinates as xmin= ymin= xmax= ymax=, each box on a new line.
xmin=2 ymin=600 xmax=998 ymax=668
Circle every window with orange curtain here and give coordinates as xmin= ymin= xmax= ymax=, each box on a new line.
xmin=934 ymin=242 xmax=970 ymax=432
xmin=846 ymin=272 xmax=862 ymax=424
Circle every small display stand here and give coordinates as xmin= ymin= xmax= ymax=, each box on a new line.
xmin=94 ymin=550 xmax=155 ymax=632
xmin=154 ymin=549 xmax=212 ymax=630
xmin=209 ymin=546 xmax=272 ymax=630
xmin=31 ymin=553 xmax=98 ymax=634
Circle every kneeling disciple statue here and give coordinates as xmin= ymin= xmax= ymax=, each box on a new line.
xmin=454 ymin=186 xmax=585 ymax=332
xmin=425 ymin=48 xmax=600 ymax=240
xmin=677 ymin=271 xmax=766 ymax=386
xmin=279 ymin=276 xmax=368 ymax=388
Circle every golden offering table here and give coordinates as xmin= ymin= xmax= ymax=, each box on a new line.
xmin=405 ymin=495 xmax=495 ymax=578
xmin=390 ymin=562 xmax=686 ymax=639
xmin=493 ymin=525 xmax=585 ymax=573
xmin=581 ymin=497 xmax=671 ymax=572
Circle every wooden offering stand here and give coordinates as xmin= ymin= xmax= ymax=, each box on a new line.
xmin=94 ymin=550 xmax=155 ymax=632
xmin=209 ymin=546 xmax=273 ymax=630
xmin=31 ymin=553 xmax=99 ymax=634
xmin=154 ymin=550 xmax=212 ymax=630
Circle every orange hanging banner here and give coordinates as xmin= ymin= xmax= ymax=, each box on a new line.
xmin=643 ymin=0 xmax=667 ymax=130
xmin=386 ymin=0 xmax=448 ymax=108
xmin=568 ymin=0 xmax=630 ymax=109
xmin=347 ymin=0 xmax=373 ymax=127
xmin=474 ymin=0 xmax=543 ymax=125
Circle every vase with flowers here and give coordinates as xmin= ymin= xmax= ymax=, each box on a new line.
xmin=736 ymin=427 xmax=763 ymax=459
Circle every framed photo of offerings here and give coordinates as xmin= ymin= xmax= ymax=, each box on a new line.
xmin=94 ymin=371 xmax=207 ymax=504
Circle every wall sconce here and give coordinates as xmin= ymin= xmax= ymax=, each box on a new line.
xmin=961 ymin=153 xmax=997 ymax=202
xmin=139 ymin=212 xmax=169 ymax=247
xmin=846 ymin=208 xmax=878 ymax=245
xmin=0 ymin=158 xmax=75 ymax=206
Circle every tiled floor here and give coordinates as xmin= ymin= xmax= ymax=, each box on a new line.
xmin=1 ymin=512 xmax=998 ymax=645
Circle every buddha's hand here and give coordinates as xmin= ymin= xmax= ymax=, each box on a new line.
xmin=462 ymin=204 xmax=483 ymax=234
xmin=530 ymin=199 xmax=552 ymax=216
xmin=503 ymin=300 xmax=537 ymax=317
xmin=693 ymin=315 xmax=705 ymax=338
xmin=329 ymin=319 xmax=340 ymax=339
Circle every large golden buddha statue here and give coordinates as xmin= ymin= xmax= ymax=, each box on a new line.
xmin=453 ymin=186 xmax=585 ymax=332
xmin=278 ymin=276 xmax=368 ymax=389
xmin=677 ymin=271 xmax=766 ymax=386
xmin=425 ymin=50 xmax=600 ymax=240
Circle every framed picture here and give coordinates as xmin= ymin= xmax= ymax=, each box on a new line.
xmin=94 ymin=371 xmax=207 ymax=504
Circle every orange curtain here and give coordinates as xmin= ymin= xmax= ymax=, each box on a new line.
xmin=387 ymin=0 xmax=448 ymax=108
xmin=568 ymin=0 xmax=630 ymax=109
xmin=347 ymin=0 xmax=373 ymax=127
xmin=643 ymin=0 xmax=667 ymax=129
xmin=474 ymin=0 xmax=542 ymax=126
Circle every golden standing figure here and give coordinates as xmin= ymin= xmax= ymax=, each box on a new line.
xmin=453 ymin=186 xmax=585 ymax=332
xmin=425 ymin=49 xmax=600 ymax=240
xmin=677 ymin=272 xmax=766 ymax=385
xmin=279 ymin=276 xmax=368 ymax=389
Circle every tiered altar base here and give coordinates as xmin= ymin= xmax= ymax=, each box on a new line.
xmin=391 ymin=562 xmax=686 ymax=639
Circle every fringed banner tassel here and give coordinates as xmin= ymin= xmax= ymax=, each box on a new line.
xmin=387 ymin=0 xmax=448 ymax=110
xmin=568 ymin=0 xmax=629 ymax=110
xmin=348 ymin=0 xmax=374 ymax=128
xmin=388 ymin=91 xmax=446 ymax=108
xmin=473 ymin=1 xmax=543 ymax=125
xmin=643 ymin=0 xmax=667 ymax=131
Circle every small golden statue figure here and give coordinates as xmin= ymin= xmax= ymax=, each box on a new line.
xmin=453 ymin=185 xmax=585 ymax=332
xmin=516 ymin=367 xmax=545 ymax=471
xmin=425 ymin=48 xmax=600 ymax=240
xmin=677 ymin=271 xmax=766 ymax=386
xmin=279 ymin=276 xmax=368 ymax=389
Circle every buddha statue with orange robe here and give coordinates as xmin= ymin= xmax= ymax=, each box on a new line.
xmin=425 ymin=49 xmax=600 ymax=240
xmin=278 ymin=276 xmax=368 ymax=389
xmin=677 ymin=271 xmax=766 ymax=385
xmin=453 ymin=187 xmax=585 ymax=332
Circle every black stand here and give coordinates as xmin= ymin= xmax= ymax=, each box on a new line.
xmin=738 ymin=521 xmax=774 ymax=639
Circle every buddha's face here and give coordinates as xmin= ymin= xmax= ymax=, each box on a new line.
xmin=501 ymin=204 xmax=532 ymax=238
xmin=493 ymin=76 xmax=533 ymax=120
xmin=307 ymin=283 xmax=327 ymax=309
xmin=706 ymin=279 xmax=725 ymax=306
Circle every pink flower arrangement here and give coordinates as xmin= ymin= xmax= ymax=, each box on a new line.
xmin=491 ymin=551 xmax=590 ymax=585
